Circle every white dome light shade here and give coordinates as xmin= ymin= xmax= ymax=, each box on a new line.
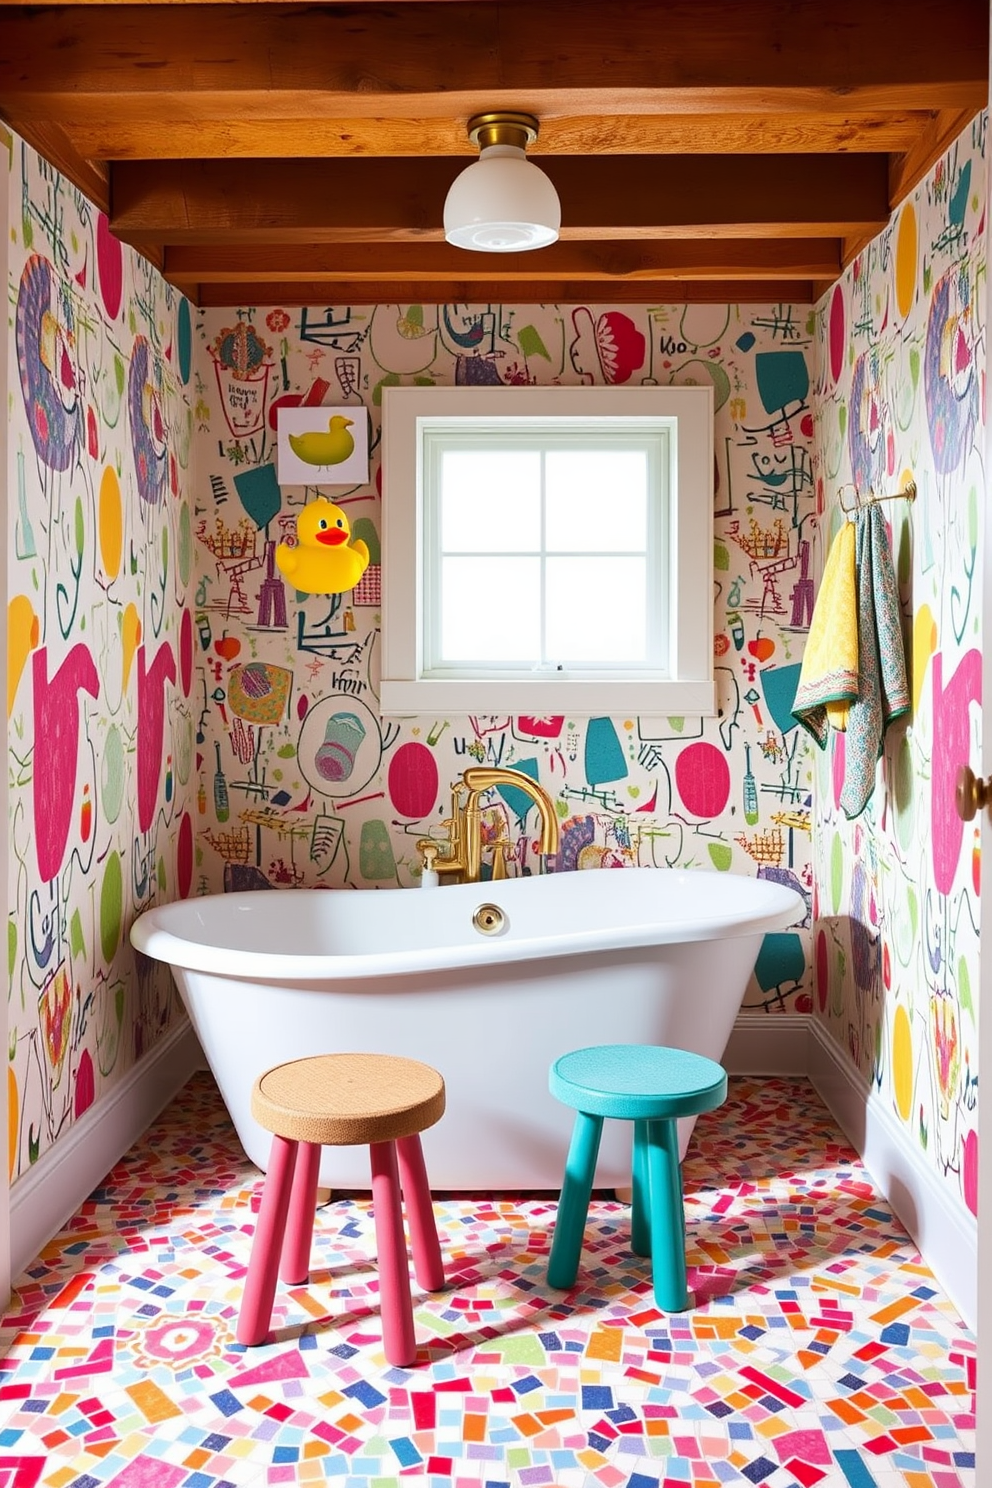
xmin=444 ymin=114 xmax=561 ymax=252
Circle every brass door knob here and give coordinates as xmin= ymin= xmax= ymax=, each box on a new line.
xmin=955 ymin=764 xmax=992 ymax=821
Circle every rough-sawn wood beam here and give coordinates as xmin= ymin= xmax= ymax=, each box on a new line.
xmin=109 ymin=155 xmax=890 ymax=246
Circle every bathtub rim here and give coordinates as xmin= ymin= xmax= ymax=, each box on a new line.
xmin=130 ymin=870 xmax=805 ymax=983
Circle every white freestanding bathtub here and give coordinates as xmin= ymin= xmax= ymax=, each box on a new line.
xmin=131 ymin=868 xmax=803 ymax=1190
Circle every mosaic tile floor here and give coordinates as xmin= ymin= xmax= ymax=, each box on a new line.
xmin=0 ymin=1074 xmax=975 ymax=1488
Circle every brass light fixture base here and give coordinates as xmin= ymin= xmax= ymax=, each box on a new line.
xmin=467 ymin=112 xmax=540 ymax=152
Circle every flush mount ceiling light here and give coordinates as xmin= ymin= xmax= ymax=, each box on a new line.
xmin=443 ymin=112 xmax=561 ymax=252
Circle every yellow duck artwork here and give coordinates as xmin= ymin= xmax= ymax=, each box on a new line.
xmin=287 ymin=414 xmax=355 ymax=469
xmin=275 ymin=498 xmax=371 ymax=594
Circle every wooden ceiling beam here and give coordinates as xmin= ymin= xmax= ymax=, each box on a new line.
xmin=0 ymin=1 xmax=986 ymax=116
xmin=10 ymin=86 xmax=981 ymax=126
xmin=163 ymin=239 xmax=841 ymax=286
xmin=64 ymin=111 xmax=931 ymax=162
xmin=888 ymin=107 xmax=984 ymax=207
xmin=187 ymin=278 xmax=817 ymax=307
xmin=0 ymin=0 xmax=477 ymax=4
xmin=109 ymin=155 xmax=890 ymax=245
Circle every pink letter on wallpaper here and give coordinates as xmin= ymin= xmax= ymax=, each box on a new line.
xmin=137 ymin=641 xmax=177 ymax=833
xmin=931 ymin=648 xmax=981 ymax=896
xmin=33 ymin=645 xmax=100 ymax=883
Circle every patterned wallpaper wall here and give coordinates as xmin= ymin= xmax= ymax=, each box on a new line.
xmin=5 ymin=137 xmax=195 ymax=1181
xmin=810 ymin=116 xmax=986 ymax=1215
xmin=192 ymin=299 xmax=818 ymax=1015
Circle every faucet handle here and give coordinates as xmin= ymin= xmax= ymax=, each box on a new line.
xmin=419 ymin=840 xmax=440 ymax=871
xmin=490 ymin=837 xmax=513 ymax=881
xmin=486 ymin=810 xmax=513 ymax=881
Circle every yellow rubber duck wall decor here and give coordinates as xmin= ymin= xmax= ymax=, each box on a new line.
xmin=287 ymin=414 xmax=355 ymax=470
xmin=275 ymin=498 xmax=371 ymax=594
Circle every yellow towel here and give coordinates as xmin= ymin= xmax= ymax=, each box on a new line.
xmin=791 ymin=522 xmax=858 ymax=745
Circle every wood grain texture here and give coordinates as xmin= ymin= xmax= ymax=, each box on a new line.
xmin=163 ymin=239 xmax=841 ymax=285
xmin=887 ymin=108 xmax=983 ymax=206
xmin=189 ymin=278 xmax=817 ymax=307
xmin=0 ymin=1 xmax=985 ymax=107
xmin=0 ymin=0 xmax=985 ymax=302
xmin=109 ymin=155 xmax=891 ymax=241
xmin=65 ymin=111 xmax=931 ymax=161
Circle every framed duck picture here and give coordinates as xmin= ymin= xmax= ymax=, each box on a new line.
xmin=277 ymin=404 xmax=369 ymax=485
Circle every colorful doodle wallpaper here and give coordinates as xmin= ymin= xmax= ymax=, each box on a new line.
xmin=189 ymin=301 xmax=818 ymax=1011
xmin=8 ymin=110 xmax=984 ymax=1224
xmin=5 ymin=138 xmax=196 ymax=1180
xmin=810 ymin=115 xmax=986 ymax=1216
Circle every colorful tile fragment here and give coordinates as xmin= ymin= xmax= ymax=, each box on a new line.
xmin=0 ymin=1075 xmax=974 ymax=1487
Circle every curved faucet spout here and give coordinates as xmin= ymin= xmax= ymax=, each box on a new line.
xmin=417 ymin=768 xmax=559 ymax=884
xmin=461 ymin=767 xmax=560 ymax=858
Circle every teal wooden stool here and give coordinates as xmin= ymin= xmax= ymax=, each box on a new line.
xmin=547 ymin=1044 xmax=727 ymax=1311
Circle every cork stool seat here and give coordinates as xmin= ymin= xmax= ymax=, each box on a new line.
xmin=547 ymin=1045 xmax=727 ymax=1312
xmin=238 ymin=1053 xmax=446 ymax=1365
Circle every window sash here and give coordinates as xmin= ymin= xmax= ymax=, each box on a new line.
xmin=422 ymin=422 xmax=670 ymax=677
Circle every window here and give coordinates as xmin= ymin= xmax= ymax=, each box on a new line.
xmin=381 ymin=385 xmax=714 ymax=716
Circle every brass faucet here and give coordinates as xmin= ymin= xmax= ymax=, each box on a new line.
xmin=417 ymin=767 xmax=560 ymax=884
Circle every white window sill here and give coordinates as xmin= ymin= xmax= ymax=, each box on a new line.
xmin=379 ymin=678 xmax=717 ymax=717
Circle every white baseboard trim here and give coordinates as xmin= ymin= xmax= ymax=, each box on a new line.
xmin=807 ymin=1018 xmax=977 ymax=1332
xmin=725 ymin=1012 xmax=810 ymax=1075
xmin=9 ymin=1020 xmax=204 ymax=1284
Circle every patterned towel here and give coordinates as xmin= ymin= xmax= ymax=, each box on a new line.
xmin=793 ymin=505 xmax=909 ymax=818
xmin=839 ymin=503 xmax=910 ymax=817
xmin=792 ymin=520 xmax=858 ymax=745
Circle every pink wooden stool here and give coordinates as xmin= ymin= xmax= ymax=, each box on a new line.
xmin=237 ymin=1052 xmax=446 ymax=1365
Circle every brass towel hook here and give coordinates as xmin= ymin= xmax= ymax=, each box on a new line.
xmin=838 ymin=478 xmax=918 ymax=513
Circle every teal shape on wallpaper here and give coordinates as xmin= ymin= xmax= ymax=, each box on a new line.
xmin=495 ymin=757 xmax=541 ymax=821
xmin=585 ymin=717 xmax=627 ymax=786
xmin=949 ymin=159 xmax=971 ymax=227
xmin=177 ymin=298 xmax=193 ymax=384
xmin=755 ymin=351 xmax=809 ymax=416
xmin=234 ymin=462 xmax=282 ymax=529
xmin=760 ymin=662 xmax=803 ymax=736
xmin=752 ymin=933 xmax=805 ymax=995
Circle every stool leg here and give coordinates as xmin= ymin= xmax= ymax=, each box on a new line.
xmin=645 ymin=1117 xmax=691 ymax=1312
xmin=237 ymin=1135 xmax=298 ymax=1346
xmin=280 ymin=1141 xmax=322 ymax=1285
xmin=547 ymin=1111 xmax=603 ymax=1290
xmin=370 ymin=1140 xmax=417 ymax=1367
xmin=631 ymin=1119 xmax=651 ymax=1257
xmin=396 ymin=1133 xmax=445 ymax=1292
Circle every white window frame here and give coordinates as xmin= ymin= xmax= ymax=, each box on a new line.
xmin=381 ymin=384 xmax=715 ymax=717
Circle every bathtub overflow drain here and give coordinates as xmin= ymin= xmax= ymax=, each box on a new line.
xmin=472 ymin=903 xmax=506 ymax=936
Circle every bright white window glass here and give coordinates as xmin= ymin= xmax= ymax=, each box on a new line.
xmin=545 ymin=450 xmax=648 ymax=552
xmin=440 ymin=556 xmax=541 ymax=661
xmin=546 ymin=557 xmax=647 ymax=661
xmin=440 ymin=449 xmax=541 ymax=552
